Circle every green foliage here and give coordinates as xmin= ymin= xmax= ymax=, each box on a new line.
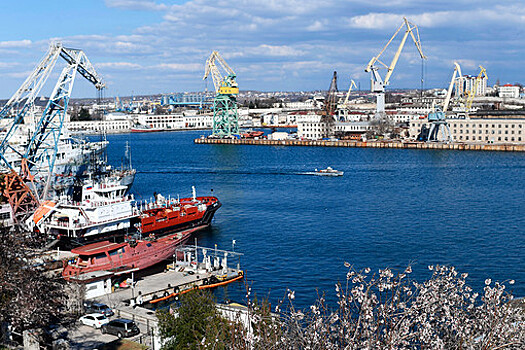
xmin=157 ymin=290 xmax=232 ymax=350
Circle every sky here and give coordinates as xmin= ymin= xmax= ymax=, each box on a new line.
xmin=1 ymin=0 xmax=524 ymax=98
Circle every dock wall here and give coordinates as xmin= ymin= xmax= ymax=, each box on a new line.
xmin=194 ymin=138 xmax=525 ymax=152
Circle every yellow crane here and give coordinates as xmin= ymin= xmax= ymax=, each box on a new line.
xmin=365 ymin=17 xmax=426 ymax=116
xmin=465 ymin=66 xmax=487 ymax=112
xmin=203 ymin=51 xmax=239 ymax=138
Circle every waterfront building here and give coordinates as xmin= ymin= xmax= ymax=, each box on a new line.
xmin=498 ymin=84 xmax=521 ymax=99
xmin=67 ymin=119 xmax=133 ymax=133
xmin=409 ymin=117 xmax=525 ymax=143
xmin=297 ymin=114 xmax=329 ymax=139
xmin=332 ymin=121 xmax=371 ymax=140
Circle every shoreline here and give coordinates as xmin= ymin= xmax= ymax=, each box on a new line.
xmin=194 ymin=138 xmax=525 ymax=152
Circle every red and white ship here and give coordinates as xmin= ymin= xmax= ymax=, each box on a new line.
xmin=135 ymin=188 xmax=221 ymax=236
xmin=62 ymin=226 xmax=203 ymax=279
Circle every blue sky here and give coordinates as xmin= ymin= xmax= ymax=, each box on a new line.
xmin=1 ymin=0 xmax=524 ymax=98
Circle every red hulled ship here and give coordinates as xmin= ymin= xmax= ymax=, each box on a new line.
xmin=134 ymin=191 xmax=221 ymax=236
xmin=62 ymin=225 xmax=205 ymax=279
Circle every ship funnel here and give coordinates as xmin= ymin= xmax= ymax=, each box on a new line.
xmin=192 ymin=186 xmax=196 ymax=201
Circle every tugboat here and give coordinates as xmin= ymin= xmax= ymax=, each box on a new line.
xmin=314 ymin=167 xmax=344 ymax=177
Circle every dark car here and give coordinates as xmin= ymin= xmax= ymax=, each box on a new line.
xmin=84 ymin=302 xmax=114 ymax=317
xmin=101 ymin=319 xmax=140 ymax=338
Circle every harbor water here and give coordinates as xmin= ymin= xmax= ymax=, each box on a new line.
xmin=103 ymin=130 xmax=524 ymax=308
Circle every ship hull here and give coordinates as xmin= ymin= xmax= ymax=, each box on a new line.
xmin=63 ymin=226 xmax=205 ymax=279
xmin=136 ymin=196 xmax=221 ymax=236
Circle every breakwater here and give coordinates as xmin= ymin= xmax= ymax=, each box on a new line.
xmin=195 ymin=138 xmax=525 ymax=152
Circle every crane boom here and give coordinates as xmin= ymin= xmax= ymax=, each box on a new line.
xmin=0 ymin=43 xmax=104 ymax=202
xmin=465 ymin=66 xmax=487 ymax=112
xmin=365 ymin=17 xmax=426 ymax=116
xmin=203 ymin=51 xmax=237 ymax=95
xmin=442 ymin=62 xmax=462 ymax=112
xmin=343 ymin=79 xmax=357 ymax=106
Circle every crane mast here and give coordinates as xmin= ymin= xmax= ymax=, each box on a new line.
xmin=203 ymin=51 xmax=239 ymax=138
xmin=365 ymin=17 xmax=426 ymax=117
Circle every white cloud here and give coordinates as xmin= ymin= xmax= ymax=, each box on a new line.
xmin=0 ymin=40 xmax=32 ymax=48
xmin=105 ymin=0 xmax=167 ymax=11
xmin=152 ymin=63 xmax=202 ymax=71
xmin=307 ymin=21 xmax=324 ymax=31
xmin=98 ymin=62 xmax=143 ymax=69
xmin=253 ymin=45 xmax=304 ymax=57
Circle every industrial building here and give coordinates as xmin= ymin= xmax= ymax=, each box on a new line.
xmin=409 ymin=117 xmax=525 ymax=143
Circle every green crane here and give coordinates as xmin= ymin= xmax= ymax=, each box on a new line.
xmin=203 ymin=51 xmax=239 ymax=138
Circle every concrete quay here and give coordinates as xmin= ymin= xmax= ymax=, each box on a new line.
xmin=194 ymin=137 xmax=525 ymax=152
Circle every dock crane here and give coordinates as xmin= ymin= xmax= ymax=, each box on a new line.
xmin=203 ymin=51 xmax=239 ymax=138
xmin=465 ymin=66 xmax=487 ymax=112
xmin=341 ymin=78 xmax=357 ymax=108
xmin=0 ymin=42 xmax=104 ymax=218
xmin=337 ymin=78 xmax=357 ymax=121
xmin=320 ymin=71 xmax=339 ymax=138
xmin=426 ymin=62 xmax=461 ymax=142
xmin=365 ymin=17 xmax=426 ymax=117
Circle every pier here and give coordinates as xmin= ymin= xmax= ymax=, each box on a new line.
xmin=194 ymin=137 xmax=525 ymax=152
xmin=88 ymin=244 xmax=244 ymax=323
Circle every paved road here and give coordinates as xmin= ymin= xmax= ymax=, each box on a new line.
xmin=68 ymin=321 xmax=151 ymax=349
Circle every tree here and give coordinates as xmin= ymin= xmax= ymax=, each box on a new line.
xmin=157 ymin=290 xmax=232 ymax=350
xmin=0 ymin=225 xmax=75 ymax=346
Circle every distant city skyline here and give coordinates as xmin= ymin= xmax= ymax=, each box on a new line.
xmin=1 ymin=0 xmax=524 ymax=98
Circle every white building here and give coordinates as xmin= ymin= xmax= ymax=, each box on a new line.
xmin=136 ymin=114 xmax=184 ymax=129
xmin=455 ymin=74 xmax=488 ymax=97
xmin=67 ymin=119 xmax=133 ymax=133
xmin=498 ymin=84 xmax=521 ymax=99
xmin=332 ymin=121 xmax=371 ymax=140
xmin=297 ymin=114 xmax=329 ymax=139
xmin=408 ymin=117 xmax=525 ymax=143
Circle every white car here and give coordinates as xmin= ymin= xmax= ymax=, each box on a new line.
xmin=79 ymin=313 xmax=110 ymax=329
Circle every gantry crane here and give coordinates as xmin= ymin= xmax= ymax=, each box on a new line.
xmin=465 ymin=66 xmax=487 ymax=112
xmin=0 ymin=42 xmax=104 ymax=218
xmin=426 ymin=62 xmax=462 ymax=143
xmin=365 ymin=17 xmax=426 ymax=117
xmin=203 ymin=51 xmax=239 ymax=138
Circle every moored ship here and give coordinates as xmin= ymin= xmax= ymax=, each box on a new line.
xmin=136 ymin=188 xmax=221 ymax=236
xmin=62 ymin=225 xmax=204 ymax=279
xmin=31 ymin=182 xmax=220 ymax=247
xmin=32 ymin=178 xmax=139 ymax=246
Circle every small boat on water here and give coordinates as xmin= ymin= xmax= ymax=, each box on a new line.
xmin=313 ymin=167 xmax=344 ymax=176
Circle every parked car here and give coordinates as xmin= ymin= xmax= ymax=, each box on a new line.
xmin=101 ymin=319 xmax=140 ymax=338
xmin=84 ymin=302 xmax=114 ymax=317
xmin=79 ymin=313 xmax=109 ymax=329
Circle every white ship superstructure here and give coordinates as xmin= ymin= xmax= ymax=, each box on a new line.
xmin=32 ymin=177 xmax=139 ymax=242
